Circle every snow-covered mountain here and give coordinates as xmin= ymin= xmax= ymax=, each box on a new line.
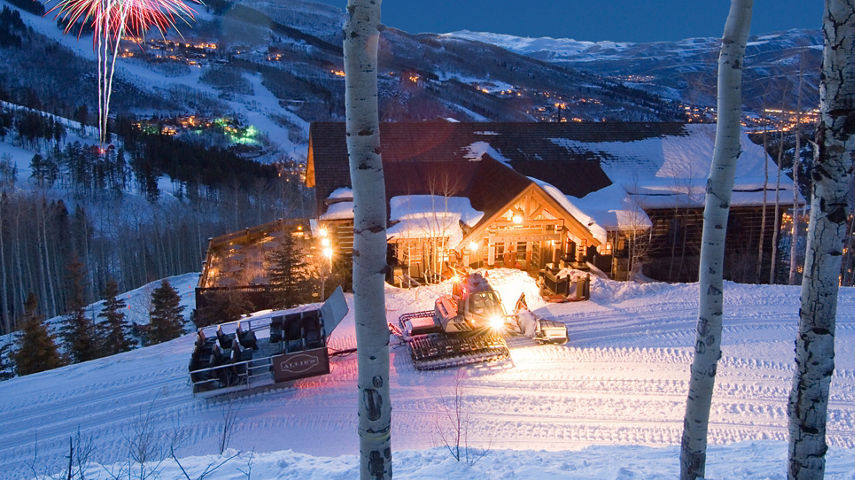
xmin=2 ymin=270 xmax=855 ymax=478
xmin=1 ymin=0 xmax=688 ymax=165
xmin=2 ymin=0 xmax=821 ymax=167
xmin=448 ymin=29 xmax=822 ymax=110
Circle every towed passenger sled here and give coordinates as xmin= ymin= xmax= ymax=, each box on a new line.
xmin=189 ymin=287 xmax=349 ymax=397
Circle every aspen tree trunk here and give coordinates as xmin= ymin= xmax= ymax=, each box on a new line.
xmin=771 ymin=123 xmax=786 ymax=283
xmin=0 ymin=198 xmax=8 ymax=334
xmin=343 ymin=1 xmax=392 ymax=478
xmin=789 ymin=59 xmax=805 ymax=285
xmin=40 ymin=201 xmax=56 ymax=317
xmin=15 ymin=201 xmax=28 ymax=309
xmin=845 ymin=213 xmax=855 ymax=285
xmin=787 ymin=2 xmax=855 ymax=477
xmin=757 ymin=116 xmax=769 ymax=283
xmin=680 ymin=1 xmax=752 ymax=478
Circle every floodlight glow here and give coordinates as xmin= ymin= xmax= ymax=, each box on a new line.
xmin=323 ymin=247 xmax=333 ymax=259
xmin=488 ymin=314 xmax=505 ymax=331
xmin=469 ymin=241 xmax=479 ymax=252
xmin=321 ymin=237 xmax=331 ymax=247
xmin=512 ymin=214 xmax=523 ymax=224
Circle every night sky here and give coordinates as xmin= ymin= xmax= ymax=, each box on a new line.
xmin=316 ymin=0 xmax=824 ymax=42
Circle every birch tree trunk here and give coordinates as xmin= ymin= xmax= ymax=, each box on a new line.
xmin=757 ymin=115 xmax=769 ymax=283
xmin=343 ymin=1 xmax=392 ymax=478
xmin=0 ymin=197 xmax=9 ymax=334
xmin=789 ymin=59 xmax=804 ymax=285
xmin=680 ymin=1 xmax=752 ymax=478
xmin=771 ymin=123 xmax=786 ymax=284
xmin=787 ymin=1 xmax=855 ymax=477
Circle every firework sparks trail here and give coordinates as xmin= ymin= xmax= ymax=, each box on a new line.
xmin=47 ymin=0 xmax=201 ymax=145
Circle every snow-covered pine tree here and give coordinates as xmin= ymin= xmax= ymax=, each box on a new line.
xmin=344 ymin=0 xmax=392 ymax=478
xmin=97 ymin=278 xmax=133 ymax=355
xmin=60 ymin=255 xmax=98 ymax=363
xmin=147 ymin=280 xmax=185 ymax=345
xmin=266 ymin=233 xmax=312 ymax=308
xmin=13 ymin=292 xmax=62 ymax=375
xmin=788 ymin=1 xmax=855 ymax=478
xmin=680 ymin=1 xmax=753 ymax=479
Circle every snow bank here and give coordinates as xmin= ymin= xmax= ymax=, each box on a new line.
xmin=57 ymin=443 xmax=855 ymax=480
xmin=5 ymin=270 xmax=855 ymax=479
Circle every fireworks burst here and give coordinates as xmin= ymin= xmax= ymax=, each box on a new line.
xmin=48 ymin=0 xmax=202 ymax=145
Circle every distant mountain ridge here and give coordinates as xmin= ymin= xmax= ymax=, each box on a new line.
xmin=447 ymin=28 xmax=822 ymax=111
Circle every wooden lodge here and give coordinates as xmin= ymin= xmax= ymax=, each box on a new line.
xmin=195 ymin=120 xmax=801 ymax=317
xmin=305 ymin=121 xmax=800 ymax=284
xmin=306 ymin=122 xmax=604 ymax=284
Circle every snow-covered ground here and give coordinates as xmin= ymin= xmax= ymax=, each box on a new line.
xmin=3 ymin=269 xmax=855 ymax=479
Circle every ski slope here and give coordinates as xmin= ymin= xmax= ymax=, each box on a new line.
xmin=2 ymin=269 xmax=855 ymax=478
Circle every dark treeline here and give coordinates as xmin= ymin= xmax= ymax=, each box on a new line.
xmin=0 ymin=6 xmax=28 ymax=48
xmin=0 ymin=184 xmax=286 ymax=336
xmin=113 ymin=115 xmax=278 ymax=189
xmin=0 ymin=110 xmax=310 ymax=336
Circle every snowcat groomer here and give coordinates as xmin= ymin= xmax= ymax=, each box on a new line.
xmin=398 ymin=273 xmax=511 ymax=370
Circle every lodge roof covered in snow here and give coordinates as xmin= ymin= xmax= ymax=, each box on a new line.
xmin=308 ymin=122 xmax=535 ymax=230
xmin=306 ymin=121 xmax=797 ymax=232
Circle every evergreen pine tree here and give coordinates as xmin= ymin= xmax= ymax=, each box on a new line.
xmin=60 ymin=255 xmax=98 ymax=363
xmin=13 ymin=293 xmax=62 ymax=375
xmin=266 ymin=234 xmax=312 ymax=308
xmin=194 ymin=290 xmax=254 ymax=328
xmin=97 ymin=278 xmax=133 ymax=355
xmin=148 ymin=280 xmax=185 ymax=344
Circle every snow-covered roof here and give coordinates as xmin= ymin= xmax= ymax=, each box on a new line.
xmin=319 ymin=201 xmax=354 ymax=220
xmin=463 ymin=141 xmax=512 ymax=164
xmin=549 ymin=123 xmax=802 ymax=210
xmin=386 ymin=195 xmax=484 ymax=247
xmin=326 ymin=187 xmax=353 ymax=200
xmin=530 ymin=178 xmax=608 ymax=243
xmin=310 ymin=122 xmax=796 ymax=238
xmin=575 ymin=183 xmax=653 ymax=231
